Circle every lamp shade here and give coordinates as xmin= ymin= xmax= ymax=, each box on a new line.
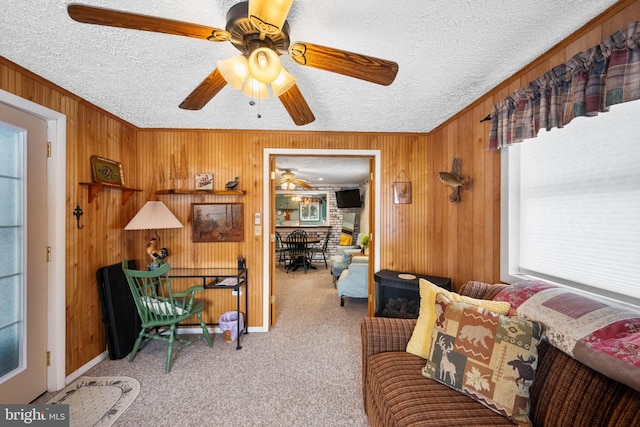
xmin=217 ymin=55 xmax=249 ymax=90
xmin=242 ymin=77 xmax=269 ymax=99
xmin=271 ymin=67 xmax=297 ymax=97
xmin=124 ymin=201 xmax=183 ymax=230
xmin=248 ymin=47 xmax=282 ymax=84
xmin=249 ymin=0 xmax=293 ymax=35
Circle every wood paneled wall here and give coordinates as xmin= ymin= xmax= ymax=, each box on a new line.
xmin=0 ymin=0 xmax=637 ymax=375
xmin=0 ymin=58 xmax=140 ymax=373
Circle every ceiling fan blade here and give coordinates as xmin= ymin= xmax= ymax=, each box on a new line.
xmin=179 ymin=69 xmax=227 ymax=110
xmin=289 ymin=42 xmax=398 ymax=86
xmin=248 ymin=0 xmax=294 ymax=35
xmin=293 ymin=179 xmax=312 ymax=189
xmin=67 ymin=4 xmax=231 ymax=42
xmin=278 ymin=84 xmax=315 ymax=126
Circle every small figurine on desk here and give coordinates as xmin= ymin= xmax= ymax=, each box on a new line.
xmin=146 ymin=237 xmax=169 ymax=270
xmin=237 ymin=255 xmax=246 ymax=270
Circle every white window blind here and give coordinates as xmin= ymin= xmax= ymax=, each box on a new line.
xmin=505 ymin=100 xmax=640 ymax=305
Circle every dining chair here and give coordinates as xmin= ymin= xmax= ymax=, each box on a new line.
xmin=275 ymin=231 xmax=287 ymax=265
xmin=308 ymin=232 xmax=331 ymax=269
xmin=285 ymin=229 xmax=309 ymax=273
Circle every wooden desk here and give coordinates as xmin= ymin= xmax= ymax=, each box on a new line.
xmin=168 ymin=268 xmax=248 ymax=349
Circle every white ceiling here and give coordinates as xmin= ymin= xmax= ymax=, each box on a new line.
xmin=275 ymin=156 xmax=370 ymax=187
xmin=0 ymin=1 xmax=620 ymax=186
xmin=0 ymin=0 xmax=619 ymax=134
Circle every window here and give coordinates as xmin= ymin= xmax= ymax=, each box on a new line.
xmin=0 ymin=123 xmax=24 ymax=380
xmin=501 ymin=100 xmax=640 ymax=307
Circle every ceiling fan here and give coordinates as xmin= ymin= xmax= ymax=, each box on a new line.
xmin=67 ymin=1 xmax=399 ymax=126
xmin=276 ymin=170 xmax=311 ymax=190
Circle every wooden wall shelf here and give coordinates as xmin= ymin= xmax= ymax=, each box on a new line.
xmin=79 ymin=182 xmax=141 ymax=205
xmin=156 ymin=189 xmax=246 ymax=196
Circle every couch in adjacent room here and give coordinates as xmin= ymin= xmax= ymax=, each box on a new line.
xmin=336 ymin=255 xmax=368 ymax=306
xmin=361 ymin=279 xmax=640 ymax=426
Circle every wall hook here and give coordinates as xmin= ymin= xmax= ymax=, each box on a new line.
xmin=73 ymin=205 xmax=84 ymax=229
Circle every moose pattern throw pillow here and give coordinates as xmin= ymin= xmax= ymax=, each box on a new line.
xmin=422 ymin=293 xmax=544 ymax=426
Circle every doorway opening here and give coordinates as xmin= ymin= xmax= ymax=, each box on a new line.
xmin=263 ymin=148 xmax=381 ymax=329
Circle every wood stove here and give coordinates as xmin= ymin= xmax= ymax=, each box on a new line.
xmin=374 ymin=270 xmax=451 ymax=318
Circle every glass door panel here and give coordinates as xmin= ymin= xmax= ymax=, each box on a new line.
xmin=0 ymin=124 xmax=24 ymax=380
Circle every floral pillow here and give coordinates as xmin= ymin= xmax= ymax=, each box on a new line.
xmin=422 ymin=293 xmax=544 ymax=426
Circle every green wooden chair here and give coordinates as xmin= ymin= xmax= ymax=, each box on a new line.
xmin=121 ymin=261 xmax=212 ymax=373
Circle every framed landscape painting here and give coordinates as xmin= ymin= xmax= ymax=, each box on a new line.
xmin=192 ymin=203 xmax=244 ymax=242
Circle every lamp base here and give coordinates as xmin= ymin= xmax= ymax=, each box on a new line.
xmin=146 ymin=237 xmax=169 ymax=270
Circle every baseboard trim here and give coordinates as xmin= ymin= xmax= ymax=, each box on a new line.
xmin=63 ymin=351 xmax=108 ymax=387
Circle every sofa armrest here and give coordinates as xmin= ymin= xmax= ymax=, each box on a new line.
xmin=361 ymin=317 xmax=417 ymax=402
xmin=361 ymin=316 xmax=416 ymax=357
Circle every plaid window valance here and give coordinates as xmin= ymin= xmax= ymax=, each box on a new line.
xmin=488 ymin=21 xmax=640 ymax=150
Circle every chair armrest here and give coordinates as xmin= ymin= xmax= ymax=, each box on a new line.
xmin=172 ymin=285 xmax=204 ymax=311
xmin=173 ymin=285 xmax=205 ymax=295
xmin=350 ymin=255 xmax=368 ymax=264
xmin=335 ymin=245 xmax=358 ymax=255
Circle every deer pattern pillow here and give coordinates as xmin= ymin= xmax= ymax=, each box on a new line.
xmin=422 ymin=293 xmax=544 ymax=427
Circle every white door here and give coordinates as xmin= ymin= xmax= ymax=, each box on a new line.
xmin=0 ymin=103 xmax=48 ymax=403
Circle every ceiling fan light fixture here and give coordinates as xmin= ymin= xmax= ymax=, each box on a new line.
xmin=248 ymin=0 xmax=293 ymax=35
xmin=242 ymin=76 xmax=269 ymax=99
xmin=248 ymin=47 xmax=282 ymax=83
xmin=281 ymin=182 xmax=295 ymax=190
xmin=217 ymin=55 xmax=249 ymax=90
xmin=280 ymin=171 xmax=295 ymax=181
xmin=271 ymin=67 xmax=297 ymax=97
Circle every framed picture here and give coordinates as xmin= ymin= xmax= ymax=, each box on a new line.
xmin=195 ymin=173 xmax=214 ymax=190
xmin=90 ymin=155 xmax=124 ymax=186
xmin=394 ymin=182 xmax=412 ymax=204
xmin=192 ymin=203 xmax=244 ymax=242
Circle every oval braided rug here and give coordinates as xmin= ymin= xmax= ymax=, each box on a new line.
xmin=46 ymin=376 xmax=139 ymax=426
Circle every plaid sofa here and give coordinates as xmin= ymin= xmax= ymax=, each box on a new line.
xmin=361 ymin=282 xmax=640 ymax=427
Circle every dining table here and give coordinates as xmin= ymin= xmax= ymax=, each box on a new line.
xmin=285 ymin=236 xmax=321 ymax=271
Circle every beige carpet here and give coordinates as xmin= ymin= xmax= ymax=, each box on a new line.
xmin=46 ymin=376 xmax=139 ymax=426
xmin=36 ymin=265 xmax=369 ymax=426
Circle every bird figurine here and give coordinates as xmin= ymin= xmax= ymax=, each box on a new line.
xmin=438 ymin=158 xmax=467 ymax=202
xmin=146 ymin=237 xmax=169 ymax=270
xmin=225 ymin=176 xmax=239 ymax=190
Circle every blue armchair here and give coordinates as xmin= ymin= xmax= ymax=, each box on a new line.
xmin=336 ymin=257 xmax=369 ymax=306
xmin=330 ymin=233 xmax=367 ymax=283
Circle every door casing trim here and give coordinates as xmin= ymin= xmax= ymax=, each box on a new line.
xmin=262 ymin=148 xmax=381 ymax=330
xmin=0 ymin=89 xmax=66 ymax=392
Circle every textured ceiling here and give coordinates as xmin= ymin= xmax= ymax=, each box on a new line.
xmin=0 ymin=0 xmax=619 ymax=133
xmin=275 ymin=156 xmax=370 ymax=186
